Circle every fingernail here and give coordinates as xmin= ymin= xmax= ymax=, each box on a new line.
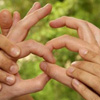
xmin=71 ymin=61 xmax=78 ymax=66
xmin=67 ymin=67 xmax=75 ymax=73
xmin=10 ymin=65 xmax=19 ymax=74
xmin=40 ymin=62 xmax=47 ymax=71
xmin=6 ymin=76 xmax=15 ymax=85
xmin=80 ymin=49 xmax=88 ymax=55
xmin=11 ymin=47 xmax=20 ymax=57
xmin=73 ymin=79 xmax=80 ymax=86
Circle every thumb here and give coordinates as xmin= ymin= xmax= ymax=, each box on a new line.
xmin=17 ymin=73 xmax=50 ymax=95
xmin=40 ymin=61 xmax=73 ymax=88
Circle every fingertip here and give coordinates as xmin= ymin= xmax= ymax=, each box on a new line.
xmin=33 ymin=2 xmax=41 ymax=8
xmin=45 ymin=3 xmax=52 ymax=8
xmin=79 ymin=48 xmax=88 ymax=57
xmin=13 ymin=11 xmax=20 ymax=16
xmin=40 ymin=61 xmax=47 ymax=71
xmin=13 ymin=11 xmax=21 ymax=20
xmin=0 ymin=9 xmax=11 ymax=17
xmin=44 ymin=3 xmax=52 ymax=13
xmin=49 ymin=21 xmax=54 ymax=27
xmin=0 ymin=9 xmax=12 ymax=28
xmin=11 ymin=46 xmax=21 ymax=57
xmin=6 ymin=75 xmax=16 ymax=85
xmin=49 ymin=20 xmax=58 ymax=28
xmin=10 ymin=64 xmax=19 ymax=74
xmin=46 ymin=54 xmax=56 ymax=64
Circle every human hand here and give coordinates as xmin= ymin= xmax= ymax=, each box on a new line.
xmin=0 ymin=2 xmax=55 ymax=100
xmin=0 ymin=10 xmax=21 ymax=87
xmin=40 ymin=17 xmax=100 ymax=89
xmin=66 ymin=49 xmax=100 ymax=100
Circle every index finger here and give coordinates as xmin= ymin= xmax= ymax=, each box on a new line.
xmin=49 ymin=17 xmax=97 ymax=44
xmin=46 ymin=35 xmax=96 ymax=53
xmin=40 ymin=61 xmax=73 ymax=88
xmin=7 ymin=4 xmax=52 ymax=43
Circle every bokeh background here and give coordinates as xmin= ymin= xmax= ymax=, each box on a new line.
xmin=0 ymin=0 xmax=100 ymax=100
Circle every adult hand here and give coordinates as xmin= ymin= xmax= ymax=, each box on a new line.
xmin=40 ymin=16 xmax=100 ymax=89
xmin=0 ymin=2 xmax=55 ymax=100
xmin=66 ymin=49 xmax=100 ymax=100
xmin=0 ymin=10 xmax=20 ymax=87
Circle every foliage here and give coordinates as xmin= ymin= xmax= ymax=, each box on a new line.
xmin=0 ymin=0 xmax=100 ymax=100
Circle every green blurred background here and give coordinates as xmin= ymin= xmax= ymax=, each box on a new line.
xmin=0 ymin=0 xmax=100 ymax=100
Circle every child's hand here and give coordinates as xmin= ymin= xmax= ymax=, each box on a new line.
xmin=66 ymin=49 xmax=100 ymax=100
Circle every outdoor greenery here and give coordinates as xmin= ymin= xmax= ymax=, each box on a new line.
xmin=0 ymin=0 xmax=100 ymax=100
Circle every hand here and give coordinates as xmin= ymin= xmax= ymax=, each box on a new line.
xmin=0 ymin=10 xmax=21 ymax=87
xmin=40 ymin=16 xmax=100 ymax=89
xmin=66 ymin=49 xmax=100 ymax=100
xmin=0 ymin=2 xmax=55 ymax=100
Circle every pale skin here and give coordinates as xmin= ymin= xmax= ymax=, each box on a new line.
xmin=40 ymin=16 xmax=100 ymax=99
xmin=0 ymin=2 xmax=56 ymax=100
xmin=0 ymin=6 xmax=33 ymax=100
xmin=1 ymin=2 xmax=100 ymax=100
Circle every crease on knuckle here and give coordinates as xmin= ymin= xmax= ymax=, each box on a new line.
xmin=36 ymin=81 xmax=44 ymax=91
xmin=27 ymin=40 xmax=36 ymax=48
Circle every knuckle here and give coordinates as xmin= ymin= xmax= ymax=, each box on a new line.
xmin=61 ymin=16 xmax=67 ymax=20
xmin=62 ymin=35 xmax=70 ymax=42
xmin=27 ymin=40 xmax=36 ymax=48
xmin=18 ymin=20 xmax=28 ymax=30
xmin=36 ymin=81 xmax=44 ymax=91
xmin=62 ymin=34 xmax=69 ymax=38
xmin=46 ymin=41 xmax=50 ymax=46
xmin=80 ymin=20 xmax=88 ymax=26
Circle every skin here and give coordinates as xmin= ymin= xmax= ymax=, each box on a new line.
xmin=0 ymin=9 xmax=34 ymax=100
xmin=0 ymin=2 xmax=56 ymax=100
xmin=40 ymin=16 xmax=100 ymax=98
xmin=1 ymin=3 xmax=100 ymax=100
xmin=66 ymin=49 xmax=100 ymax=100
